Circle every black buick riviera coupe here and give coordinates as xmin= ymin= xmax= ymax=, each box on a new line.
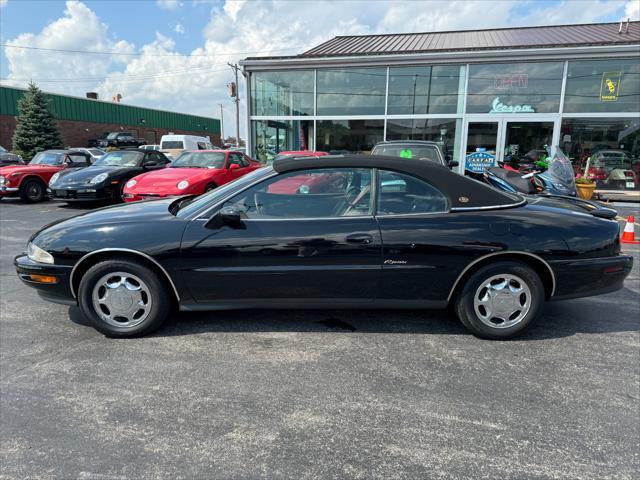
xmin=16 ymin=156 xmax=632 ymax=339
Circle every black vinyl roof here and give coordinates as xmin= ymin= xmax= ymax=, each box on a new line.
xmin=272 ymin=154 xmax=523 ymax=210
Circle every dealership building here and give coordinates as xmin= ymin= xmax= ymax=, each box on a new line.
xmin=241 ymin=21 xmax=639 ymax=193
xmin=0 ymin=86 xmax=221 ymax=149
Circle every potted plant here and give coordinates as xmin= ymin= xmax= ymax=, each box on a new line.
xmin=575 ymin=173 xmax=596 ymax=200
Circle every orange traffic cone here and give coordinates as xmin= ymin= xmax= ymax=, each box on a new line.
xmin=621 ymin=215 xmax=640 ymax=244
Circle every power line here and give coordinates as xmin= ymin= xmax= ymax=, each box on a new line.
xmin=1 ymin=43 xmax=298 ymax=57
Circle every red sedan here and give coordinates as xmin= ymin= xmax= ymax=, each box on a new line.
xmin=123 ymin=150 xmax=262 ymax=202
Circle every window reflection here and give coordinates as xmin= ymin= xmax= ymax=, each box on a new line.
xmin=388 ymin=65 xmax=463 ymax=114
xmin=316 ymin=68 xmax=387 ymax=115
xmin=252 ymin=119 xmax=313 ymax=163
xmin=385 ymin=118 xmax=461 ymax=162
xmin=466 ymin=62 xmax=564 ymax=114
xmin=251 ymin=70 xmax=314 ymax=116
xmin=316 ymin=120 xmax=384 ymax=154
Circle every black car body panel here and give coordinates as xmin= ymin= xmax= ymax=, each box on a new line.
xmin=49 ymin=150 xmax=170 ymax=202
xmin=16 ymin=155 xmax=632 ymax=314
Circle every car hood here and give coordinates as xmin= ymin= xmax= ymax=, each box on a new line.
xmin=131 ymin=167 xmax=220 ymax=189
xmin=58 ymin=165 xmax=131 ymax=182
xmin=32 ymin=198 xmax=184 ymax=255
xmin=0 ymin=164 xmax=61 ymax=176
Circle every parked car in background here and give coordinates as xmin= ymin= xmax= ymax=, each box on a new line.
xmin=0 ymin=150 xmax=92 ymax=202
xmin=141 ymin=144 xmax=161 ymax=151
xmin=589 ymin=150 xmax=637 ymax=189
xmin=160 ymin=135 xmax=213 ymax=160
xmin=97 ymin=132 xmax=146 ymax=149
xmin=87 ymin=133 xmax=108 ymax=148
xmin=49 ymin=149 xmax=170 ymax=204
xmin=123 ymin=150 xmax=262 ymax=202
xmin=271 ymin=151 xmax=329 ymax=163
xmin=0 ymin=146 xmax=24 ymax=166
xmin=15 ymin=155 xmax=632 ymax=339
xmin=70 ymin=147 xmax=106 ymax=163
xmin=371 ymin=140 xmax=456 ymax=169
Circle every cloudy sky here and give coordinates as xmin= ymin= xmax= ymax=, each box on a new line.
xmin=1 ymin=0 xmax=638 ymax=138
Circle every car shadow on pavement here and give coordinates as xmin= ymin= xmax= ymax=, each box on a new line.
xmin=67 ymin=287 xmax=640 ymax=341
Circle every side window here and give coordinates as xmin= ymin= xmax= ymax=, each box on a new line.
xmin=222 ymin=168 xmax=373 ymax=219
xmin=66 ymin=153 xmax=88 ymax=166
xmin=377 ymin=170 xmax=448 ymax=215
xmin=238 ymin=154 xmax=250 ymax=167
xmin=197 ymin=142 xmax=206 ymax=150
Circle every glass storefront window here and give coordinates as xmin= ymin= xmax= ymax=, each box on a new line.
xmin=316 ymin=120 xmax=384 ymax=153
xmin=561 ymin=118 xmax=640 ymax=191
xmin=564 ymin=59 xmax=640 ymax=113
xmin=250 ymin=71 xmax=314 ymax=116
xmin=316 ymin=68 xmax=386 ymax=115
xmin=388 ymin=65 xmax=464 ymax=114
xmin=252 ymin=119 xmax=314 ymax=163
xmin=466 ymin=62 xmax=564 ymax=114
xmin=385 ymin=118 xmax=461 ymax=162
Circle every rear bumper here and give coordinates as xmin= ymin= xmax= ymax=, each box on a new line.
xmin=14 ymin=255 xmax=76 ymax=305
xmin=550 ymin=255 xmax=633 ymax=301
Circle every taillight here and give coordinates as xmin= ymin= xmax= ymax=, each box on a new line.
xmin=624 ymin=171 xmax=634 ymax=178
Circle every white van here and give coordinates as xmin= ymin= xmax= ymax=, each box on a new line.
xmin=159 ymin=135 xmax=213 ymax=159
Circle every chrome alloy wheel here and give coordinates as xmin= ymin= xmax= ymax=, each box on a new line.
xmin=91 ymin=272 xmax=152 ymax=328
xmin=473 ymin=274 xmax=532 ymax=328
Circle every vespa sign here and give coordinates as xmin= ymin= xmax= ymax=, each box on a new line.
xmin=489 ymin=97 xmax=535 ymax=114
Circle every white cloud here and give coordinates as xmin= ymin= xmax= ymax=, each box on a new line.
xmin=0 ymin=0 xmax=8 ymax=9
xmin=2 ymin=0 xmax=635 ymax=140
xmin=624 ymin=0 xmax=640 ymax=19
xmin=174 ymin=22 xmax=185 ymax=34
xmin=3 ymin=1 xmax=133 ymax=95
xmin=156 ymin=0 xmax=182 ymax=10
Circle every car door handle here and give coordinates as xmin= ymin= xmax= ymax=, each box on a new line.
xmin=346 ymin=233 xmax=373 ymax=244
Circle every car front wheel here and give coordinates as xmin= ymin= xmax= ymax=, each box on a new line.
xmin=19 ymin=179 xmax=46 ymax=202
xmin=454 ymin=261 xmax=544 ymax=339
xmin=78 ymin=258 xmax=171 ymax=337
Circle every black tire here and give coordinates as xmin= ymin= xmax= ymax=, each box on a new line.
xmin=19 ymin=179 xmax=46 ymax=202
xmin=454 ymin=261 xmax=544 ymax=340
xmin=78 ymin=258 xmax=171 ymax=337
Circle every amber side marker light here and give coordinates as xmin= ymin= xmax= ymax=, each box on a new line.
xmin=29 ymin=274 xmax=58 ymax=284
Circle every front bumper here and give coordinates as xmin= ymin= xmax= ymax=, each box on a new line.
xmin=0 ymin=186 xmax=19 ymax=197
xmin=48 ymin=186 xmax=118 ymax=202
xmin=549 ymin=255 xmax=633 ymax=301
xmin=14 ymin=255 xmax=76 ymax=306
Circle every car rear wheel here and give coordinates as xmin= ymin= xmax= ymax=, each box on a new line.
xmin=19 ymin=179 xmax=46 ymax=202
xmin=454 ymin=261 xmax=544 ymax=339
xmin=78 ymin=259 xmax=171 ymax=337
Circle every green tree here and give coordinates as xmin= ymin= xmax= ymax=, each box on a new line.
xmin=11 ymin=82 xmax=63 ymax=160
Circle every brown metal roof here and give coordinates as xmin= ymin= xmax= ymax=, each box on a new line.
xmin=248 ymin=22 xmax=639 ymax=61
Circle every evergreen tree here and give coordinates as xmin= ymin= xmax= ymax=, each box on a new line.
xmin=11 ymin=82 xmax=63 ymax=160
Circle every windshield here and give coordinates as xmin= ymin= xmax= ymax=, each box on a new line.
xmin=372 ymin=144 xmax=442 ymax=164
xmin=0 ymin=146 xmax=6 ymax=153
xmin=89 ymin=149 xmax=105 ymax=156
xmin=30 ymin=152 xmax=64 ymax=165
xmin=93 ymin=151 xmax=143 ymax=167
xmin=161 ymin=141 xmax=184 ymax=149
xmin=175 ymin=167 xmax=272 ymax=218
xmin=171 ymin=151 xmax=226 ymax=169
xmin=106 ymin=133 xmax=120 ymax=140
xmin=546 ymin=146 xmax=576 ymax=196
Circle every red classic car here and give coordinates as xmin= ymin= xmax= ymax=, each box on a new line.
xmin=0 ymin=150 xmax=92 ymax=202
xmin=123 ymin=150 xmax=262 ymax=202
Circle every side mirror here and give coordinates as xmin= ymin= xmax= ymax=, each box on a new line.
xmin=211 ymin=205 xmax=244 ymax=229
xmin=229 ymin=163 xmax=240 ymax=170
xmin=448 ymin=160 xmax=459 ymax=169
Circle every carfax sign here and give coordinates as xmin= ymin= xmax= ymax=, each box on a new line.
xmin=465 ymin=151 xmax=496 ymax=173
xmin=600 ymin=72 xmax=622 ymax=101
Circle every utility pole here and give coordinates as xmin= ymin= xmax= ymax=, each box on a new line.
xmin=218 ymin=103 xmax=224 ymax=144
xmin=228 ymin=62 xmax=241 ymax=148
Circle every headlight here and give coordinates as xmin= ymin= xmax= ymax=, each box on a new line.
xmin=0 ymin=175 xmax=5 ymax=185
xmin=177 ymin=180 xmax=189 ymax=190
xmin=49 ymin=172 xmax=60 ymax=185
xmin=126 ymin=179 xmax=137 ymax=189
xmin=89 ymin=172 xmax=108 ymax=184
xmin=27 ymin=242 xmax=54 ymax=264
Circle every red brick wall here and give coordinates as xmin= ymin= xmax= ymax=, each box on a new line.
xmin=0 ymin=115 xmax=221 ymax=151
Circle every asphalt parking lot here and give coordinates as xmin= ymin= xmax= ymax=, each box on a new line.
xmin=1 ymin=199 xmax=639 ymax=480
